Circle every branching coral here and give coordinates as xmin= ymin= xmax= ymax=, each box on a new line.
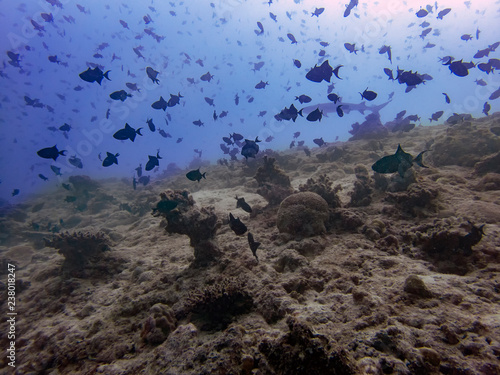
xmin=299 ymin=174 xmax=342 ymax=209
xmin=152 ymin=189 xmax=221 ymax=267
xmin=254 ymin=156 xmax=294 ymax=205
xmin=349 ymin=165 xmax=373 ymax=207
xmin=183 ymin=277 xmax=253 ymax=331
xmin=44 ymin=231 xmax=112 ymax=277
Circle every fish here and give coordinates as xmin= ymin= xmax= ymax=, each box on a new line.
xmin=79 ymin=67 xmax=110 ymax=85
xmin=109 ymin=90 xmax=132 ymax=102
xmin=327 ymin=93 xmax=341 ymax=103
xmin=204 ymin=97 xmax=215 ymax=106
xmin=102 ymin=152 xmax=119 ymax=167
xmin=50 ymin=165 xmax=62 ymax=176
xmin=234 ymin=94 xmax=239 ymax=105
xmin=429 ymin=111 xmax=444 ymax=122
xmin=311 ymin=7 xmax=324 ymax=17
xmin=255 ymin=80 xmax=268 ymax=89
xmin=336 ymin=105 xmax=344 ymax=117
xmin=41 ymin=13 xmax=54 ymax=22
xmin=229 ymin=213 xmax=247 ymax=235
xmin=252 ymin=61 xmax=265 ymax=71
xmin=146 ymin=118 xmax=155 ymax=132
xmin=126 ymin=82 xmax=140 ymax=92
xmin=306 ymin=60 xmax=334 ymax=83
xmin=247 ymin=232 xmax=260 ymax=261
xmin=255 ymin=21 xmax=264 ymax=35
xmin=379 ymin=45 xmax=392 ymax=63
xmin=269 ymin=12 xmax=277 ymax=22
xmin=213 ymin=110 xmax=218 ymax=121
xmin=489 ymin=87 xmax=500 ymax=100
xmin=152 ymin=199 xmax=178 ymax=215
xmin=151 ymin=96 xmax=167 ymax=111
xmin=306 ymin=107 xmax=323 ymax=122
xmin=37 ymin=145 xmax=66 ymax=161
xmin=113 ymin=123 xmax=143 ymax=142
xmin=475 ymin=79 xmax=487 ymax=86
xmin=219 ymin=111 xmax=228 ymax=118
xmin=193 ymin=120 xmax=204 ymax=127
xmin=344 ymin=42 xmax=358 ymax=54
xmin=371 ymin=144 xmax=428 ymax=177
xmin=241 ymin=137 xmax=261 ymax=159
xmin=295 ymin=95 xmax=312 ymax=104
xmin=360 ymin=88 xmax=377 ymax=101
xmin=444 ymin=59 xmax=469 ymax=77
xmin=483 ymin=102 xmax=491 ymax=116
xmin=313 ymin=137 xmax=325 ymax=147
xmin=236 ymin=196 xmax=252 ymax=213
xmin=287 ymin=33 xmax=297 ymax=44
xmin=416 ymin=8 xmax=428 ymax=18
xmin=167 ymin=93 xmax=183 ymax=107
xmin=68 ymin=155 xmax=83 ymax=169
xmin=277 ymin=104 xmax=303 ymax=122
xmin=146 ymin=67 xmax=160 ymax=84
xmin=200 ymin=72 xmax=214 ymax=82
xmin=293 ymin=59 xmax=301 ymax=68
xmin=186 ymin=168 xmax=206 ymax=182
xmin=293 ymin=132 xmax=301 ymax=138
xmin=158 ymin=129 xmax=171 ymax=138
xmin=344 ymin=0 xmax=358 ymax=17
xmin=59 ymin=123 xmax=71 ymax=132
xmin=231 ymin=133 xmax=244 ymax=141
xmin=461 ymin=34 xmax=473 ymax=42
xmin=12 ymin=189 xmax=20 ymax=196
xmin=437 ymin=8 xmax=451 ymax=19
xmin=443 ymin=93 xmax=451 ymax=103
xmin=145 ymin=151 xmax=162 ymax=171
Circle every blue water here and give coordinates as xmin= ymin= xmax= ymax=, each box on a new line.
xmin=1 ymin=0 xmax=499 ymax=202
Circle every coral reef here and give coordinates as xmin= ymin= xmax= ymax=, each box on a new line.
xmin=254 ymin=156 xmax=294 ymax=205
xmin=152 ymin=189 xmax=221 ymax=267
xmin=349 ymin=165 xmax=372 ymax=207
xmin=298 ymin=174 xmax=342 ymax=208
xmin=429 ymin=122 xmax=500 ymax=167
xmin=68 ymin=175 xmax=100 ymax=194
xmin=43 ymin=231 xmax=114 ymax=278
xmin=258 ymin=317 xmax=355 ymax=375
xmin=473 ymin=151 xmax=500 ymax=175
xmin=384 ymin=182 xmax=439 ymax=217
xmin=410 ymin=220 xmax=488 ymax=275
xmin=141 ymin=303 xmax=177 ymax=345
xmin=277 ymin=192 xmax=329 ymax=237
xmin=181 ymin=277 xmax=253 ymax=331
xmin=348 ymin=113 xmax=389 ymax=141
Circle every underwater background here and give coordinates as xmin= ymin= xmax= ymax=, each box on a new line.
xmin=0 ymin=0 xmax=499 ymax=201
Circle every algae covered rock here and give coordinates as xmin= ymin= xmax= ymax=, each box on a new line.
xmin=277 ymin=192 xmax=329 ymax=237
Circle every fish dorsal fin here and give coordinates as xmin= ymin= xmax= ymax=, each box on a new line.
xmin=396 ymin=144 xmax=403 ymax=154
xmin=106 ymin=152 xmax=113 ymax=157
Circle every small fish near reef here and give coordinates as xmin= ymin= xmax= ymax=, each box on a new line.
xmin=247 ymin=232 xmax=261 ymax=261
xmin=372 ymin=144 xmax=428 ymax=177
xmin=186 ymin=168 xmax=206 ymax=182
xmin=229 ymin=213 xmax=247 ymax=235
xmin=236 ymin=196 xmax=252 ymax=213
xmin=241 ymin=137 xmax=261 ymax=159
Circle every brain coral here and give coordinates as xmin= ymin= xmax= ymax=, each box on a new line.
xmin=277 ymin=192 xmax=329 ymax=237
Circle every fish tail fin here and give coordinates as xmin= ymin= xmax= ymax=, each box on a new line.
xmin=359 ymin=92 xmax=364 ymax=100
xmin=104 ymin=70 xmax=111 ymax=80
xmin=59 ymin=150 xmax=67 ymax=156
xmin=414 ymin=151 xmax=429 ymax=168
xmin=202 ymin=173 xmax=206 ymax=179
xmin=136 ymin=128 xmax=143 ymax=136
xmin=298 ymin=109 xmax=303 ymax=117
